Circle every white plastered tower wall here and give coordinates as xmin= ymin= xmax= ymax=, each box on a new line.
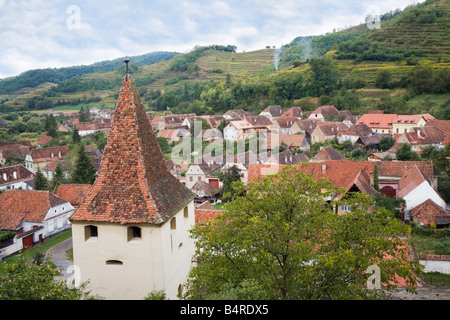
xmin=72 ymin=200 xmax=196 ymax=300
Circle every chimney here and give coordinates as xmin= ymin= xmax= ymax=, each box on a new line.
xmin=369 ymin=171 xmax=374 ymax=186
xmin=417 ymin=129 xmax=421 ymax=137
xmin=58 ymin=151 xmax=62 ymax=158
xmin=322 ymin=163 xmax=326 ymax=173
xmin=13 ymin=171 xmax=17 ymax=179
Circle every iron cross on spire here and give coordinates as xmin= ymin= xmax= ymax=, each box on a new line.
xmin=124 ymin=56 xmax=130 ymax=77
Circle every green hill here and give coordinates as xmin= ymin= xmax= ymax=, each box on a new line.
xmin=0 ymin=0 xmax=449 ymax=118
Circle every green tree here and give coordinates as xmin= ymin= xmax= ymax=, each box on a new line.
xmin=309 ymin=56 xmax=339 ymax=96
xmin=34 ymin=168 xmax=48 ymax=190
xmin=70 ymin=144 xmax=97 ymax=184
xmin=72 ymin=127 xmax=81 ymax=144
xmin=379 ymin=136 xmax=395 ymax=151
xmin=0 ymin=253 xmax=96 ymax=300
xmin=375 ymin=69 xmax=393 ymax=89
xmin=217 ymin=165 xmax=243 ymax=202
xmin=396 ymin=143 xmax=420 ymax=161
xmin=185 ymin=166 xmax=422 ymax=300
xmin=51 ymin=162 xmax=65 ymax=191
xmin=45 ymin=114 xmax=58 ymax=138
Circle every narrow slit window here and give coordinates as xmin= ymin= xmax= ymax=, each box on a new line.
xmin=184 ymin=206 xmax=189 ymax=219
xmin=106 ymin=260 xmax=123 ymax=266
xmin=170 ymin=217 xmax=176 ymax=230
xmin=127 ymin=226 xmax=141 ymax=241
xmin=85 ymin=225 xmax=98 ymax=241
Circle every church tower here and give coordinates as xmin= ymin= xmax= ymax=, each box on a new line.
xmin=70 ymin=69 xmax=195 ymax=300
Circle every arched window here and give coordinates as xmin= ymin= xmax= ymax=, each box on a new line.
xmin=184 ymin=206 xmax=189 ymax=219
xmin=170 ymin=217 xmax=177 ymax=230
xmin=84 ymin=225 xmax=98 ymax=241
xmin=127 ymin=226 xmax=141 ymax=241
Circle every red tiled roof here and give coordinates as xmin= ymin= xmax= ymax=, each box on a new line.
xmin=70 ymin=76 xmax=194 ymax=225
xmin=54 ymin=184 xmax=92 ymax=207
xmin=410 ymin=199 xmax=450 ymax=226
xmin=426 ymin=120 xmax=450 ymax=134
xmin=37 ymin=135 xmax=54 ymax=146
xmin=0 ymin=164 xmax=34 ymax=187
xmin=0 ymin=190 xmax=68 ymax=230
xmin=312 ymin=146 xmax=346 ymax=161
xmin=248 ymin=161 xmax=377 ymax=196
xmin=29 ymin=146 xmax=69 ymax=162
xmin=356 ymin=113 xmax=398 ymax=129
xmin=195 ymin=208 xmax=222 ymax=225
xmin=397 ymin=165 xmax=428 ymax=198
xmin=377 ymin=161 xmax=434 ymax=180
xmin=278 ymin=107 xmax=302 ymax=119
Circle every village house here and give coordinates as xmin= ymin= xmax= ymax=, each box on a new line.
xmin=409 ymin=199 xmax=450 ymax=228
xmin=202 ymin=115 xmax=226 ymax=128
xmin=0 ymin=141 xmax=31 ymax=166
xmin=247 ymin=161 xmax=377 ymax=215
xmin=0 ymin=190 xmax=74 ymax=259
xmin=396 ymin=126 xmax=447 ymax=154
xmin=271 ymin=117 xmax=299 ymax=134
xmin=308 ymin=105 xmax=340 ymax=121
xmin=157 ymin=128 xmax=190 ymax=143
xmin=278 ymin=106 xmax=302 ymax=119
xmin=70 ymin=74 xmax=196 ymax=300
xmin=311 ymin=145 xmax=346 ymax=162
xmin=76 ymin=122 xmax=110 ymax=137
xmin=191 ymin=180 xmax=221 ymax=203
xmin=376 ymin=160 xmax=436 ymax=199
xmin=288 ymin=119 xmax=319 ymax=142
xmin=223 ymin=109 xmax=252 ymax=120
xmin=0 ymin=164 xmax=34 ymax=191
xmin=310 ymin=121 xmax=348 ymax=144
xmin=337 ymin=123 xmax=373 ymax=144
xmin=397 ymin=165 xmax=446 ymax=219
xmin=356 ymin=113 xmax=398 ymax=134
xmin=392 ymin=114 xmax=436 ymax=134
xmin=54 ymin=184 xmax=92 ymax=208
xmin=223 ymin=118 xmax=268 ymax=141
xmin=259 ymin=105 xmax=285 ymax=121
xmin=185 ymin=158 xmax=223 ymax=189
xmin=24 ymin=145 xmax=70 ymax=173
xmin=261 ymin=133 xmax=310 ymax=153
xmin=151 ymin=114 xmax=186 ymax=130
xmin=36 ymin=135 xmax=54 ymax=148
xmin=354 ymin=134 xmax=390 ymax=151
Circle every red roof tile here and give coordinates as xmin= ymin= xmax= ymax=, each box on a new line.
xmin=70 ymin=76 xmax=194 ymax=225
xmin=54 ymin=184 xmax=92 ymax=207
xmin=410 ymin=199 xmax=450 ymax=226
xmin=0 ymin=190 xmax=68 ymax=230
xmin=356 ymin=113 xmax=398 ymax=129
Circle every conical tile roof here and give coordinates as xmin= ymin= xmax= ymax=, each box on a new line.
xmin=70 ymin=75 xmax=194 ymax=225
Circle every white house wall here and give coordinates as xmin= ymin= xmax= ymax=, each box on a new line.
xmin=403 ymin=181 xmax=446 ymax=213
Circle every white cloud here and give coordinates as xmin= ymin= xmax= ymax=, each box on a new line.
xmin=0 ymin=0 xmax=425 ymax=78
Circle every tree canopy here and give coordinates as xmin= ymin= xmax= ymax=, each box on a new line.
xmin=184 ymin=165 xmax=422 ymax=300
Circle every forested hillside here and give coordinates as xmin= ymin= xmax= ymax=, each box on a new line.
xmin=0 ymin=0 xmax=449 ymax=119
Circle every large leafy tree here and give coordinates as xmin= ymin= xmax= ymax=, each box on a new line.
xmin=185 ymin=165 xmax=422 ymax=300
xmin=0 ymin=254 xmax=96 ymax=300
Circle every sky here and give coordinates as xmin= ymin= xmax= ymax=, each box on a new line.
xmin=0 ymin=0 xmax=423 ymax=79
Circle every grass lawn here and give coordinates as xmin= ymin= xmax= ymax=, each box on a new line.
xmin=0 ymin=230 xmax=72 ymax=275
xmin=412 ymin=233 xmax=450 ymax=256
xmin=423 ymin=272 xmax=450 ymax=287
